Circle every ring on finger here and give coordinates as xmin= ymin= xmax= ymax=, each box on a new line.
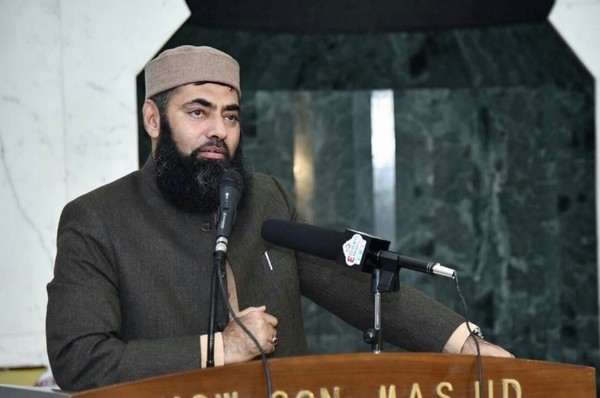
xmin=271 ymin=334 xmax=278 ymax=346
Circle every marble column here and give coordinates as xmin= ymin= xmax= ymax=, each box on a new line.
xmin=0 ymin=0 xmax=189 ymax=367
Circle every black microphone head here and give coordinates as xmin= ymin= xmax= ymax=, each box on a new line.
xmin=219 ymin=170 xmax=243 ymax=209
xmin=220 ymin=169 xmax=243 ymax=192
xmin=216 ymin=170 xmax=244 ymax=240
xmin=261 ymin=219 xmax=345 ymax=260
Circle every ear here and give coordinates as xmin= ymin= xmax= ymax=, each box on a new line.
xmin=142 ymin=99 xmax=161 ymax=140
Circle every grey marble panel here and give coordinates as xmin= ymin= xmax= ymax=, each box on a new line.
xmin=392 ymin=86 xmax=597 ymax=368
xmin=242 ymin=91 xmax=295 ymax=191
xmin=239 ymin=86 xmax=598 ymax=366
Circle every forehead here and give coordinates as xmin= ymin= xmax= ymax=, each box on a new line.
xmin=169 ymin=82 xmax=239 ymax=107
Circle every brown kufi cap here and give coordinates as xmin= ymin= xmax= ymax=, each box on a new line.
xmin=144 ymin=45 xmax=240 ymax=99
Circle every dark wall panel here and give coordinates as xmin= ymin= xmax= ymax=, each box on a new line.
xmin=184 ymin=0 xmax=554 ymax=33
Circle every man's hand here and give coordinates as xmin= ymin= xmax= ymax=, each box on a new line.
xmin=460 ymin=336 xmax=514 ymax=358
xmin=222 ymin=306 xmax=278 ymax=364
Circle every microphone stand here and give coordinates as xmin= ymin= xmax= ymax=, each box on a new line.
xmin=206 ymin=247 xmax=226 ymax=367
xmin=206 ymin=169 xmax=243 ymax=367
xmin=363 ymin=253 xmax=400 ymax=353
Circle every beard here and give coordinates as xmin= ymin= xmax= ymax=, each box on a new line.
xmin=154 ymin=117 xmax=250 ymax=214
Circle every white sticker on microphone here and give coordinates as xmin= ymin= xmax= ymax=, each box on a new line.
xmin=343 ymin=234 xmax=367 ymax=266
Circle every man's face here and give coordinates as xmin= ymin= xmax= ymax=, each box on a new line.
xmin=164 ymin=82 xmax=240 ymax=159
xmin=151 ymin=82 xmax=249 ymax=214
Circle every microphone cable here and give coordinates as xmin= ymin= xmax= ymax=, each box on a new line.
xmin=217 ymin=264 xmax=273 ymax=398
xmin=454 ymin=272 xmax=483 ymax=397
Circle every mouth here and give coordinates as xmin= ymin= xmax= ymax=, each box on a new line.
xmin=197 ymin=145 xmax=228 ymax=160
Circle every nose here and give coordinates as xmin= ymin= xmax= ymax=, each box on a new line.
xmin=207 ymin=115 xmax=228 ymax=140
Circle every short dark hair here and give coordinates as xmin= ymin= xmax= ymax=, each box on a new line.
xmin=150 ymin=89 xmax=173 ymax=120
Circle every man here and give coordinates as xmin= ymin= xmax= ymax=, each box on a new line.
xmin=46 ymin=45 xmax=511 ymax=391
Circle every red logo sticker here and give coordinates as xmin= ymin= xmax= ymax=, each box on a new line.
xmin=343 ymin=234 xmax=367 ymax=266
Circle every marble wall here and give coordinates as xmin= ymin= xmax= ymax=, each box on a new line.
xmin=0 ymin=0 xmax=190 ymax=366
xmin=142 ymin=21 xmax=598 ymax=371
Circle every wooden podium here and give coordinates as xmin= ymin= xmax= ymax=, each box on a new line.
xmin=62 ymin=353 xmax=595 ymax=398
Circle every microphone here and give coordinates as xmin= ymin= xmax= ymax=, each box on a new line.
xmin=207 ymin=170 xmax=243 ymax=368
xmin=261 ymin=219 xmax=456 ymax=278
xmin=214 ymin=170 xmax=243 ymax=255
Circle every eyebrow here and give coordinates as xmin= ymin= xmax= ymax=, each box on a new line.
xmin=188 ymin=98 xmax=240 ymax=113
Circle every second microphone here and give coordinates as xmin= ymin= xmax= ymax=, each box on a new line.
xmin=261 ymin=219 xmax=456 ymax=278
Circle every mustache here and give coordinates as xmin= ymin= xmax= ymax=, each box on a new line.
xmin=190 ymin=139 xmax=231 ymax=160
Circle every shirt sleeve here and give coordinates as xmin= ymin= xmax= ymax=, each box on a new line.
xmin=199 ymin=333 xmax=225 ymax=368
xmin=442 ymin=322 xmax=482 ymax=354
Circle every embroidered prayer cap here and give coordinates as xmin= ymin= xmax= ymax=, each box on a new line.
xmin=144 ymin=45 xmax=240 ymax=99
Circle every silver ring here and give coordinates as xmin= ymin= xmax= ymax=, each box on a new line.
xmin=271 ymin=335 xmax=278 ymax=345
